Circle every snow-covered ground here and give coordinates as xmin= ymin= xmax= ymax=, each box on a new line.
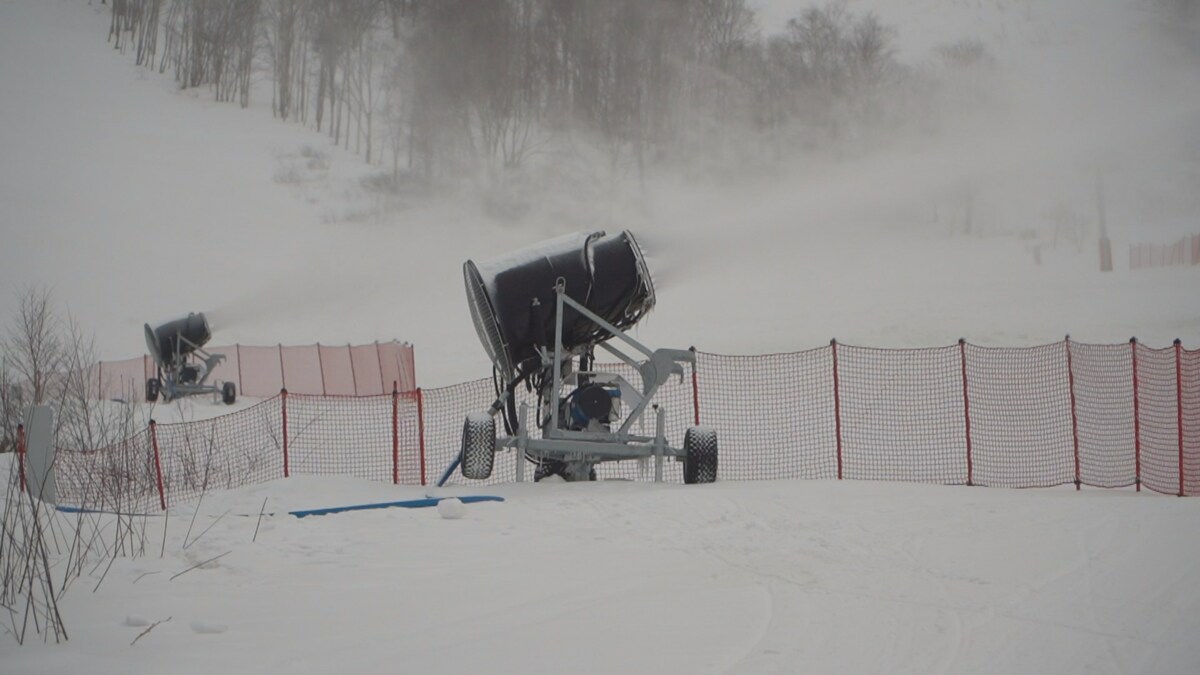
xmin=5 ymin=454 xmax=1200 ymax=674
xmin=2 ymin=0 xmax=1199 ymax=672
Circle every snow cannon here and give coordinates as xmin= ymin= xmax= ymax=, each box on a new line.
xmin=144 ymin=312 xmax=236 ymax=405
xmin=464 ymin=230 xmax=655 ymax=385
xmin=457 ymin=231 xmax=717 ymax=485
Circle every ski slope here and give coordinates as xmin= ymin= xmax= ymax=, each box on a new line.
xmin=2 ymin=1 xmax=1199 ymax=672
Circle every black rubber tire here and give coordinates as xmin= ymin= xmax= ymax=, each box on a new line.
xmin=221 ymin=381 xmax=237 ymax=405
xmin=146 ymin=378 xmax=160 ymax=403
xmin=683 ymin=426 xmax=718 ymax=484
xmin=460 ymin=414 xmax=496 ymax=480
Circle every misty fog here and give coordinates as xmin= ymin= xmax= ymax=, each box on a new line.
xmin=2 ymin=0 xmax=1198 ymax=384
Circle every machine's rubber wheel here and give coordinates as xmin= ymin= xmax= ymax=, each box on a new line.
xmin=683 ymin=426 xmax=718 ymax=484
xmin=146 ymin=378 xmax=160 ymax=403
xmin=221 ymin=381 xmax=237 ymax=405
xmin=460 ymin=413 xmax=496 ymax=480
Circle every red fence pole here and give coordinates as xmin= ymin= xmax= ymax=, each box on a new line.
xmin=1066 ymin=337 xmax=1081 ymax=490
xmin=1098 ymin=237 xmax=1113 ymax=272
xmin=416 ymin=388 xmax=427 ymax=486
xmin=690 ymin=347 xmax=701 ymax=426
xmin=1176 ymin=339 xmax=1185 ymax=497
xmin=1131 ymin=338 xmax=1142 ymax=492
xmin=281 ymin=389 xmax=290 ymax=478
xmin=392 ymin=382 xmax=399 ymax=485
xmin=16 ymin=424 xmax=25 ymax=493
xmin=959 ymin=339 xmax=974 ymax=487
xmin=348 ymin=344 xmax=358 ymax=396
xmin=149 ymin=421 xmax=167 ymax=510
xmin=831 ymin=340 xmax=843 ymax=480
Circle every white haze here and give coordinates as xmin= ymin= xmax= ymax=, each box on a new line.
xmin=1 ymin=0 xmax=1197 ymax=387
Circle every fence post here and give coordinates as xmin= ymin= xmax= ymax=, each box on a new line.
xmin=317 ymin=343 xmax=327 ymax=395
xmin=281 ymin=389 xmax=290 ymax=478
xmin=236 ymin=344 xmax=244 ymax=393
xmin=959 ymin=339 xmax=974 ymax=487
xmin=149 ymin=420 xmax=166 ymax=510
xmin=348 ymin=344 xmax=358 ymax=396
xmin=97 ymin=361 xmax=103 ymax=400
xmin=690 ymin=347 xmax=701 ymax=426
xmin=1065 ymin=337 xmax=1081 ymax=490
xmin=16 ymin=424 xmax=25 ymax=493
xmin=416 ymin=388 xmax=427 ymax=486
xmin=1131 ymin=338 xmax=1142 ymax=492
xmin=1098 ymin=237 xmax=1113 ymax=272
xmin=392 ymin=382 xmax=399 ymax=485
xmin=377 ymin=342 xmax=386 ymax=394
xmin=831 ymin=339 xmax=843 ymax=480
xmin=1176 ymin=339 xmax=1185 ymax=497
xmin=278 ymin=344 xmax=287 ymax=391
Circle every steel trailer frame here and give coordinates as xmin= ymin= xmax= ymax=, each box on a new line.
xmin=492 ymin=281 xmax=695 ymax=482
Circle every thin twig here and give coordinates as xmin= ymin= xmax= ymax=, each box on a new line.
xmin=252 ymin=498 xmax=267 ymax=543
xmin=183 ymin=509 xmax=229 ymax=551
xmin=169 ymin=551 xmax=230 ymax=581
xmin=132 ymin=571 xmax=160 ymax=584
xmin=93 ymin=554 xmax=118 ymax=593
xmin=130 ymin=616 xmax=171 ymax=646
xmin=160 ymin=503 xmax=168 ymax=559
xmin=181 ymin=493 xmax=204 ymax=550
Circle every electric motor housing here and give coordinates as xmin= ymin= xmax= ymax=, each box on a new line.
xmin=564 ymin=383 xmax=621 ymax=431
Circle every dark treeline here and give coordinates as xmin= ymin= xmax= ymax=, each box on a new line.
xmin=104 ymin=0 xmax=994 ymax=191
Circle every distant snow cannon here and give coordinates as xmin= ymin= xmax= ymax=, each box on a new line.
xmin=143 ymin=312 xmax=236 ymax=405
xmin=458 ymin=231 xmax=717 ymax=484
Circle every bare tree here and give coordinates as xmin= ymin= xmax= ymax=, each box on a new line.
xmin=3 ymin=288 xmax=63 ymax=406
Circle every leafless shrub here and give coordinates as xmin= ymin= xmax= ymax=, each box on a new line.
xmin=1 ymin=288 xmax=154 ymax=645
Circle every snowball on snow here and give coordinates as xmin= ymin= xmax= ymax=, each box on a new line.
xmin=437 ymin=497 xmax=467 ymax=520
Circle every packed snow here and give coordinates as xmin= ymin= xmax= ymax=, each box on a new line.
xmin=2 ymin=0 xmax=1199 ymax=673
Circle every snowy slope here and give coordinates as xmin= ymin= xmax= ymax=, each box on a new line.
xmin=5 ymin=455 xmax=1200 ymax=674
xmin=2 ymin=1 xmax=1200 ymax=672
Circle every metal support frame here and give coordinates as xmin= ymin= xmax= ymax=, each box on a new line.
xmin=159 ymin=334 xmax=229 ymax=402
xmin=497 ymin=283 xmax=693 ymax=482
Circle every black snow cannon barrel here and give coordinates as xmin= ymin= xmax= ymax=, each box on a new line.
xmin=144 ymin=312 xmax=212 ymax=367
xmin=464 ymin=230 xmax=655 ymax=384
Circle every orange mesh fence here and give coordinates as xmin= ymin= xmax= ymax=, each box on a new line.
xmin=695 ymin=349 xmax=837 ymax=481
xmin=1071 ymin=342 xmax=1137 ymax=488
xmin=1183 ymin=346 xmax=1200 ymax=497
xmin=1129 ymin=234 xmax=1200 ymax=269
xmin=839 ymin=344 xmax=968 ymax=485
xmin=1136 ymin=344 xmax=1183 ymax=495
xmin=152 ymin=398 xmax=286 ymax=507
xmin=91 ymin=342 xmax=415 ymax=401
xmin=55 ymin=428 xmax=161 ymax=514
xmin=285 ymin=392 xmax=422 ymax=485
xmin=49 ymin=339 xmax=1200 ymax=509
xmin=964 ymin=343 xmax=1076 ymax=488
